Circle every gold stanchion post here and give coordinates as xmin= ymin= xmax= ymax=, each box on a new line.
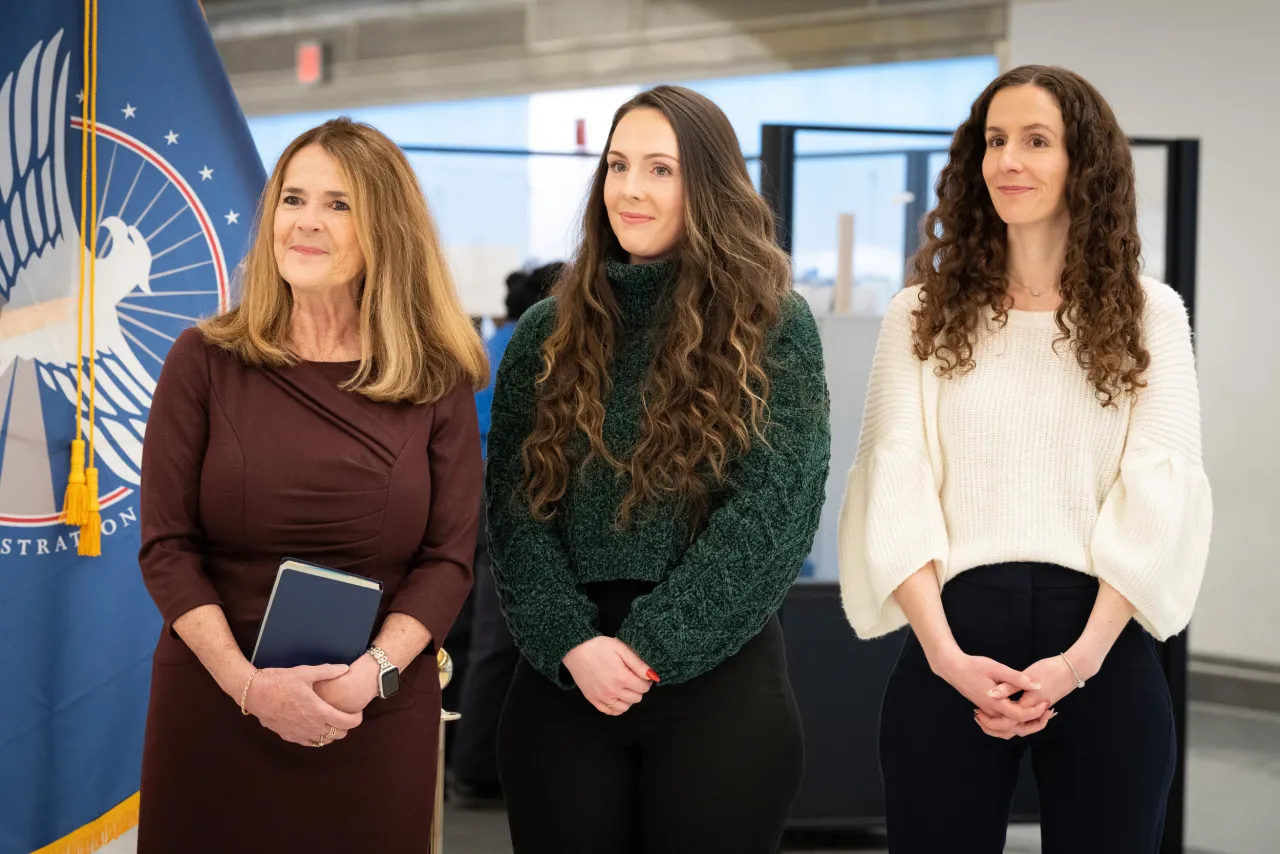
xmin=430 ymin=648 xmax=459 ymax=854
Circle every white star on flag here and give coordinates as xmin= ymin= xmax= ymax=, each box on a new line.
xmin=199 ymin=165 xmax=214 ymax=181
xmin=165 ymin=130 xmax=179 ymax=145
xmin=76 ymin=89 xmax=84 ymax=103
xmin=225 ymin=210 xmax=240 ymax=225
xmin=122 ymin=103 xmax=137 ymax=119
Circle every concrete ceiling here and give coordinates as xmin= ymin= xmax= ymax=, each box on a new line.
xmin=202 ymin=0 xmax=1008 ymax=114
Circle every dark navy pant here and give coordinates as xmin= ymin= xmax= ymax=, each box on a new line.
xmin=881 ymin=562 xmax=1176 ymax=854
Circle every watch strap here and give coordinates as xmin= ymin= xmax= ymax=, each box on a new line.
xmin=367 ymin=644 xmax=393 ymax=672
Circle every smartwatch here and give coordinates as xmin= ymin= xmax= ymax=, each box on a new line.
xmin=366 ymin=645 xmax=400 ymax=699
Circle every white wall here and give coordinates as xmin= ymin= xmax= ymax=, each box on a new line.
xmin=526 ymin=85 xmax=641 ymax=264
xmin=1008 ymin=0 xmax=1280 ymax=665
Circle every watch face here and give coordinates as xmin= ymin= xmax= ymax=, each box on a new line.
xmin=380 ymin=667 xmax=400 ymax=698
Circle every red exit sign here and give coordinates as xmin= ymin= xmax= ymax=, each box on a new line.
xmin=296 ymin=41 xmax=326 ymax=86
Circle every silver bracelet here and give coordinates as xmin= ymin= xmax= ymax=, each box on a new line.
xmin=1060 ymin=652 xmax=1086 ymax=689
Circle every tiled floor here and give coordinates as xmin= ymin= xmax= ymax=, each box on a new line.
xmin=98 ymin=702 xmax=1279 ymax=853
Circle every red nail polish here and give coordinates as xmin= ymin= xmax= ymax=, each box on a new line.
xmin=646 ymin=669 xmax=661 ymax=682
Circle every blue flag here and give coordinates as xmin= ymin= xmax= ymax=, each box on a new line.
xmin=0 ymin=1 xmax=265 ymax=850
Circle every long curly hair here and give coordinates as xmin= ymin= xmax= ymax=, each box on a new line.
xmin=521 ymin=85 xmax=792 ymax=526
xmin=910 ymin=65 xmax=1149 ymax=406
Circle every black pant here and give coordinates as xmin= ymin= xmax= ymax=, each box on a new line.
xmin=450 ymin=516 xmax=519 ymax=785
xmin=497 ymin=580 xmax=805 ymax=854
xmin=880 ymin=562 xmax=1176 ymax=854
xmin=441 ymin=493 xmax=483 ymax=765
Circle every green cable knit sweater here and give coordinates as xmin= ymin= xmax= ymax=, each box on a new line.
xmin=485 ymin=258 xmax=831 ymax=688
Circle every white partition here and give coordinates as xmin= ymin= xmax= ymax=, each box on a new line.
xmin=807 ymin=310 xmax=882 ymax=581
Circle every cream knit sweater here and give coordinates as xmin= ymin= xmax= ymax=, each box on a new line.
xmin=837 ymin=280 xmax=1212 ymax=641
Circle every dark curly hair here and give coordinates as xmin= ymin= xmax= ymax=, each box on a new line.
xmin=910 ymin=64 xmax=1149 ymax=406
xmin=521 ymin=85 xmax=791 ymax=527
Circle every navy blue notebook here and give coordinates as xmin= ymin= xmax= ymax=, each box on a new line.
xmin=250 ymin=558 xmax=384 ymax=669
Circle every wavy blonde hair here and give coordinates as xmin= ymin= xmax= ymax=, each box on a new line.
xmin=521 ymin=86 xmax=792 ymax=528
xmin=200 ymin=118 xmax=487 ymax=403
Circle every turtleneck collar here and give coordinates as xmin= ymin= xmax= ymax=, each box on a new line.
xmin=604 ymin=257 xmax=675 ymax=326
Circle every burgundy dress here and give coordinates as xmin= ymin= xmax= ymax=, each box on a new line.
xmin=136 ymin=328 xmax=479 ymax=853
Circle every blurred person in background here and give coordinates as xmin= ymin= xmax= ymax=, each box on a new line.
xmin=448 ymin=260 xmax=564 ymax=807
xmin=837 ymin=65 xmax=1211 ymax=853
xmin=486 ymin=85 xmax=830 ymax=853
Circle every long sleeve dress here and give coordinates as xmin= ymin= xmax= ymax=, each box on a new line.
xmin=136 ymin=327 xmax=479 ymax=854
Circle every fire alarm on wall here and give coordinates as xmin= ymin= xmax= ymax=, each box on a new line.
xmin=296 ymin=41 xmax=327 ymax=86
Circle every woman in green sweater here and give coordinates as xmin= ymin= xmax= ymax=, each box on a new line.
xmin=486 ymin=85 xmax=830 ymax=853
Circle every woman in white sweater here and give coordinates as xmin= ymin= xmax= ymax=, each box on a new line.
xmin=837 ymin=65 xmax=1211 ymax=853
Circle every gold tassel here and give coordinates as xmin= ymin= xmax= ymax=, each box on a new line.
xmin=78 ymin=466 xmax=101 ymax=557
xmin=77 ymin=0 xmax=101 ymax=561
xmin=62 ymin=439 xmax=89 ymax=525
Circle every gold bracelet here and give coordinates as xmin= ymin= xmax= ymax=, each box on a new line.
xmin=240 ymin=669 xmax=261 ymax=716
xmin=1060 ymin=652 xmax=1086 ymax=689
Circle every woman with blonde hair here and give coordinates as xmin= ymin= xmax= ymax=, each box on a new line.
xmin=136 ymin=118 xmax=487 ymax=853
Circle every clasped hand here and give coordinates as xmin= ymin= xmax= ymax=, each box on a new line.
xmin=934 ymin=650 xmax=1088 ymax=739
xmin=243 ymin=658 xmax=378 ymax=747
xmin=563 ymin=636 xmax=657 ymax=715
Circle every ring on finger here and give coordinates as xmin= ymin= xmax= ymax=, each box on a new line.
xmin=606 ymin=699 xmax=619 ymax=711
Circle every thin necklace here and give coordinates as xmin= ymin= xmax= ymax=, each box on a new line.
xmin=1009 ymin=274 xmax=1055 ymax=298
